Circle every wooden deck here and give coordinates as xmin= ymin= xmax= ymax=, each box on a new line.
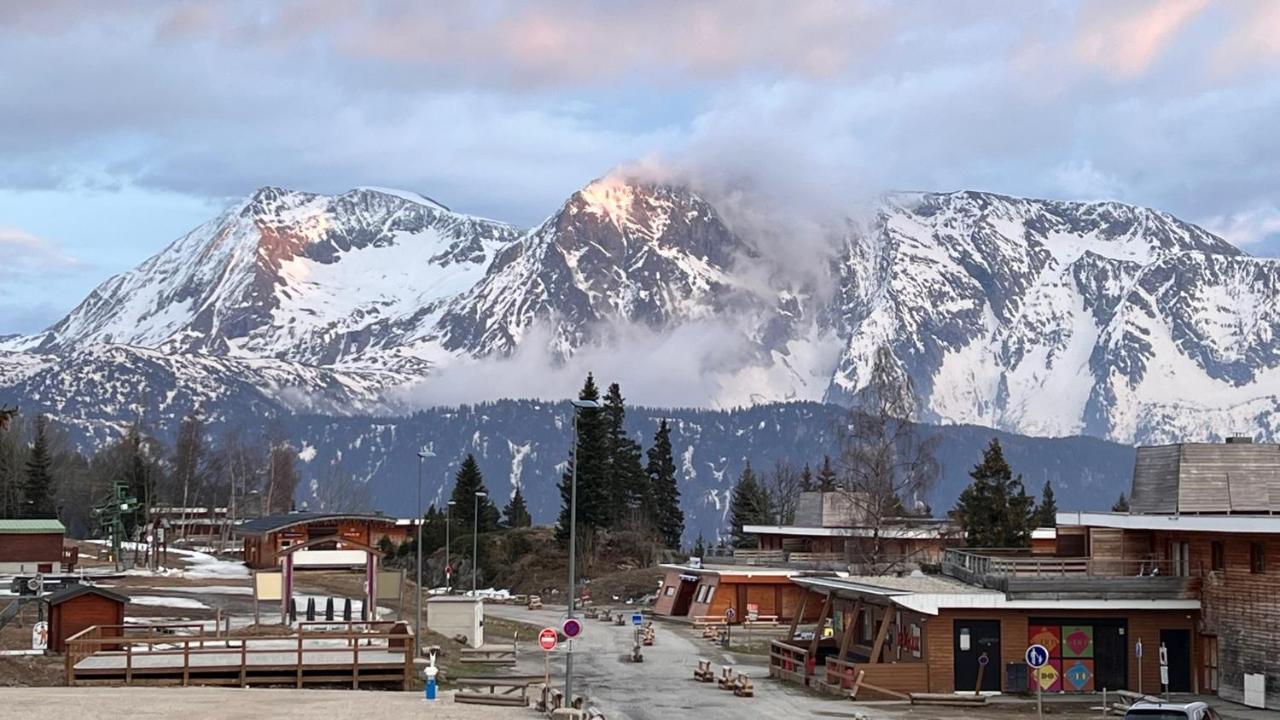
xmin=66 ymin=621 xmax=414 ymax=689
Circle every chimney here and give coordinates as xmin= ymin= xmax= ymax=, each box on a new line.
xmin=1225 ymin=436 xmax=1253 ymax=444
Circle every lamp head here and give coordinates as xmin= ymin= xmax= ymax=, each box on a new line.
xmin=570 ymin=399 xmax=602 ymax=410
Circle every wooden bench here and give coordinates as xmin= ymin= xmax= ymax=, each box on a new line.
xmin=692 ymin=615 xmax=726 ymax=627
xmin=459 ymin=644 xmax=517 ymax=665
xmin=734 ymin=674 xmax=754 ymax=697
xmin=454 ymin=677 xmax=534 ymax=706
xmin=641 ymin=625 xmax=655 ymax=646
xmin=527 ymin=595 xmax=543 ymax=610
xmin=717 ymin=666 xmax=737 ymax=690
xmin=693 ymin=659 xmax=714 ymax=682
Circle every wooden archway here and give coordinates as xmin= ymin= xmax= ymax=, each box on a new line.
xmin=278 ymin=536 xmax=382 ymax=625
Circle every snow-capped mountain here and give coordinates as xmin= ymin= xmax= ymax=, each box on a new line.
xmin=12 ymin=186 xmax=520 ymax=371
xmin=4 ymin=179 xmax=1280 ymax=448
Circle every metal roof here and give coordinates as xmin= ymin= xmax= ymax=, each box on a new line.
xmin=0 ymin=518 xmax=65 ymax=534
xmin=234 ymin=512 xmax=402 ymax=536
xmin=46 ymin=583 xmax=129 ymax=606
xmin=1057 ymin=510 xmax=1280 ymax=534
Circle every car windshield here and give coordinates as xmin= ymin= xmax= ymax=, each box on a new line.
xmin=1125 ymin=711 xmax=1189 ymax=720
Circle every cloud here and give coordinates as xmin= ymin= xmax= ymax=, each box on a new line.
xmin=0 ymin=227 xmax=81 ymax=270
xmin=1200 ymin=205 xmax=1280 ymax=251
xmin=1073 ymin=0 xmax=1211 ymax=78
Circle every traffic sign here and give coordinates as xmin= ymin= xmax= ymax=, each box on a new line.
xmin=724 ymin=607 xmax=736 ymax=622
xmin=538 ymin=627 xmax=558 ymax=652
xmin=978 ymin=653 xmax=990 ymax=666
xmin=1158 ymin=644 xmax=1168 ymax=666
xmin=631 ymin=613 xmax=644 ymax=626
xmin=31 ymin=621 xmax=47 ymax=651
xmin=562 ymin=617 xmax=583 ymax=639
xmin=747 ymin=603 xmax=759 ymax=622
xmin=1026 ymin=644 xmax=1050 ymax=668
xmin=1135 ymin=639 xmax=1143 ymax=658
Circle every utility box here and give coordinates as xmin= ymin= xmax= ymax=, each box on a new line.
xmin=426 ymin=596 xmax=484 ymax=648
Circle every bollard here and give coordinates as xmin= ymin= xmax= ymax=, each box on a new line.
xmin=305 ymin=597 xmax=316 ymax=622
xmin=343 ymin=597 xmax=353 ymax=622
xmin=325 ymin=597 xmax=334 ymax=622
xmin=423 ymin=665 xmax=438 ymax=701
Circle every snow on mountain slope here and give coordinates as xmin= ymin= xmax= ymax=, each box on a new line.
xmin=5 ymin=180 xmax=1280 ymax=447
xmin=827 ymin=191 xmax=1280 ymax=443
xmin=14 ymin=187 xmax=520 ymax=368
xmin=437 ymin=176 xmax=758 ymax=359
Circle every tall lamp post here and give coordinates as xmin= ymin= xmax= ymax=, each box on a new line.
xmin=415 ymin=445 xmax=434 ymax=656
xmin=472 ymin=491 xmax=487 ymax=595
xmin=445 ymin=500 xmax=456 ymax=593
xmin=565 ymin=397 xmax=601 ymax=702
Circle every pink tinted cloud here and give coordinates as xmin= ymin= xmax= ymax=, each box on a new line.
xmin=1211 ymin=0 xmax=1280 ymax=74
xmin=1073 ymin=0 xmax=1210 ymax=78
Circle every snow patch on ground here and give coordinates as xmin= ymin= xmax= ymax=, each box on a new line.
xmin=127 ymin=595 xmax=211 ymax=610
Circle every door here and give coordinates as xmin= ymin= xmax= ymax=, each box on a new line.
xmin=954 ymin=620 xmax=1002 ymax=691
xmin=1094 ymin=625 xmax=1127 ymax=691
xmin=1201 ymin=635 xmax=1219 ymax=694
xmin=1160 ymin=629 xmax=1192 ymax=692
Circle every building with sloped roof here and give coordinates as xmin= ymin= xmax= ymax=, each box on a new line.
xmin=234 ymin=512 xmax=415 ymax=569
xmin=0 ymin=518 xmax=66 ymax=573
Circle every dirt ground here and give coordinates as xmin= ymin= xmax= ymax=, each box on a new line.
xmin=0 ymin=686 xmax=527 ymax=719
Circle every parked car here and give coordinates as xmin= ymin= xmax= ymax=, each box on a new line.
xmin=1124 ymin=701 xmax=1222 ymax=720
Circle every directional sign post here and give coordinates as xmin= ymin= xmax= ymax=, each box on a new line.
xmin=724 ymin=608 xmax=736 ymax=648
xmin=631 ymin=613 xmax=644 ymax=627
xmin=1026 ymin=644 xmax=1049 ymax=720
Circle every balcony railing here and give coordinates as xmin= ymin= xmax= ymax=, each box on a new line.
xmin=941 ymin=549 xmax=1200 ymax=599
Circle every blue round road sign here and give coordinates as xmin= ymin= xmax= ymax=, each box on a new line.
xmin=1026 ymin=644 xmax=1049 ymax=668
xmin=562 ymin=618 xmax=583 ymax=639
xmin=725 ymin=608 xmax=736 ymax=621
xmin=978 ymin=653 xmax=990 ymax=666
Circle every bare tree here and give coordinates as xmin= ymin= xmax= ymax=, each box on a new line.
xmin=313 ymin=462 xmax=371 ymax=513
xmin=837 ymin=346 xmax=940 ymax=573
xmin=765 ymin=460 xmax=803 ymax=525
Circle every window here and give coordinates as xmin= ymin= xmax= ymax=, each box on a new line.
xmin=1170 ymin=541 xmax=1190 ymax=576
xmin=1250 ymin=543 xmax=1265 ymax=574
xmin=705 ymin=586 xmax=716 ymax=605
xmin=1202 ymin=635 xmax=1219 ymax=694
xmin=695 ymin=585 xmax=708 ymax=603
xmin=861 ymin=609 xmax=875 ymax=643
xmin=664 ymin=586 xmax=675 ymax=597
xmin=1211 ymin=541 xmax=1224 ymax=572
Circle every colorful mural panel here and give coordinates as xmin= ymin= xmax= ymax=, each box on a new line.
xmin=1028 ymin=625 xmax=1062 ymax=656
xmin=1062 ymin=626 xmax=1094 ymax=658
xmin=1063 ymin=659 xmax=1095 ymax=692
xmin=1030 ymin=659 xmax=1063 ymax=692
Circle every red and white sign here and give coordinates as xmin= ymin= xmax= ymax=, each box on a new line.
xmin=562 ymin=618 xmax=583 ymax=639
xmin=539 ymin=627 xmax=558 ymax=652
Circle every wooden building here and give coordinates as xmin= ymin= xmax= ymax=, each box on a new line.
xmin=1055 ymin=438 xmax=1280 ymax=709
xmin=653 ymin=564 xmax=825 ymax=622
xmin=47 ymin=585 xmax=128 ymax=654
xmin=743 ymin=491 xmax=962 ymax=572
xmin=0 ymin=518 xmax=66 ymax=574
xmin=769 ymin=573 xmax=1199 ymax=698
xmin=235 ymin=512 xmax=415 ymax=570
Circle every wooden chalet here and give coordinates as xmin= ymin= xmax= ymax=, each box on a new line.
xmin=235 ymin=512 xmax=414 ymax=570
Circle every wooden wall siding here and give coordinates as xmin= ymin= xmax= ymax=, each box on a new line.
xmin=1131 ymin=445 xmax=1181 ymax=513
xmin=1178 ymin=444 xmax=1280 ymax=512
xmin=925 ymin=610 xmax=1196 ymax=694
xmin=653 ymin=571 xmax=680 ymax=615
xmin=1187 ymin=533 xmax=1280 ymax=708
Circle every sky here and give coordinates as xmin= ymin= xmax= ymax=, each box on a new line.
xmin=2 ymin=0 xmax=1279 ymax=335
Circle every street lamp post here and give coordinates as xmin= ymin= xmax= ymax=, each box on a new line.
xmin=445 ymin=500 xmax=456 ymax=593
xmin=472 ymin=492 xmax=487 ymax=595
xmin=415 ymin=445 xmax=434 ymax=656
xmin=565 ymin=398 xmax=601 ymax=703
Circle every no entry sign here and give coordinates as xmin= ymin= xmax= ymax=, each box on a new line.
xmin=539 ymin=627 xmax=558 ymax=652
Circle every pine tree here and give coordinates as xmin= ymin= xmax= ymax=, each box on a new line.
xmin=556 ymin=374 xmax=610 ymax=543
xmin=816 ymin=455 xmax=838 ymax=491
xmin=22 ymin=415 xmax=56 ymax=518
xmin=1035 ymin=480 xmax=1058 ymax=527
xmin=1112 ymin=493 xmax=1130 ymax=512
xmin=692 ymin=533 xmax=705 ymax=558
xmin=503 ymin=486 xmax=532 ymax=529
xmin=646 ymin=418 xmax=683 ymax=548
xmin=799 ymin=463 xmax=815 ymax=492
xmin=603 ymin=382 xmax=647 ymax=529
xmin=954 ymin=439 xmax=1033 ymax=548
xmin=450 ymin=454 xmax=500 ymax=533
xmin=728 ymin=462 xmax=773 ymax=548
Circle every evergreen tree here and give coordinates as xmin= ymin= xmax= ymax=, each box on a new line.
xmin=728 ymin=462 xmax=773 ymax=548
xmin=603 ymin=382 xmax=648 ymax=528
xmin=954 ymin=439 xmax=1033 ymax=548
xmin=816 ymin=455 xmax=838 ymax=491
xmin=503 ymin=487 xmax=532 ymax=529
xmin=556 ymin=374 xmax=610 ymax=543
xmin=645 ymin=418 xmax=683 ymax=548
xmin=692 ymin=533 xmax=706 ymax=558
xmin=450 ymin=454 xmax=501 ymax=533
xmin=1035 ymin=480 xmax=1058 ymax=527
xmin=799 ymin=463 xmax=815 ymax=492
xmin=22 ymin=415 xmax=56 ymax=518
xmin=1112 ymin=492 xmax=1130 ymax=512
xmin=0 ymin=412 xmax=26 ymax=519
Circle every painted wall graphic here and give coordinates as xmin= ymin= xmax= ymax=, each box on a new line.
xmin=1033 ymin=659 xmax=1063 ymax=692
xmin=1028 ymin=625 xmax=1062 ymax=655
xmin=1062 ymin=626 xmax=1094 ymax=659
xmin=1063 ymin=659 xmax=1095 ymax=692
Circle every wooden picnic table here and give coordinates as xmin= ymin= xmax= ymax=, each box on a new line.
xmin=459 ymin=643 xmax=517 ymax=665
xmin=453 ymin=674 xmax=544 ymax=706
